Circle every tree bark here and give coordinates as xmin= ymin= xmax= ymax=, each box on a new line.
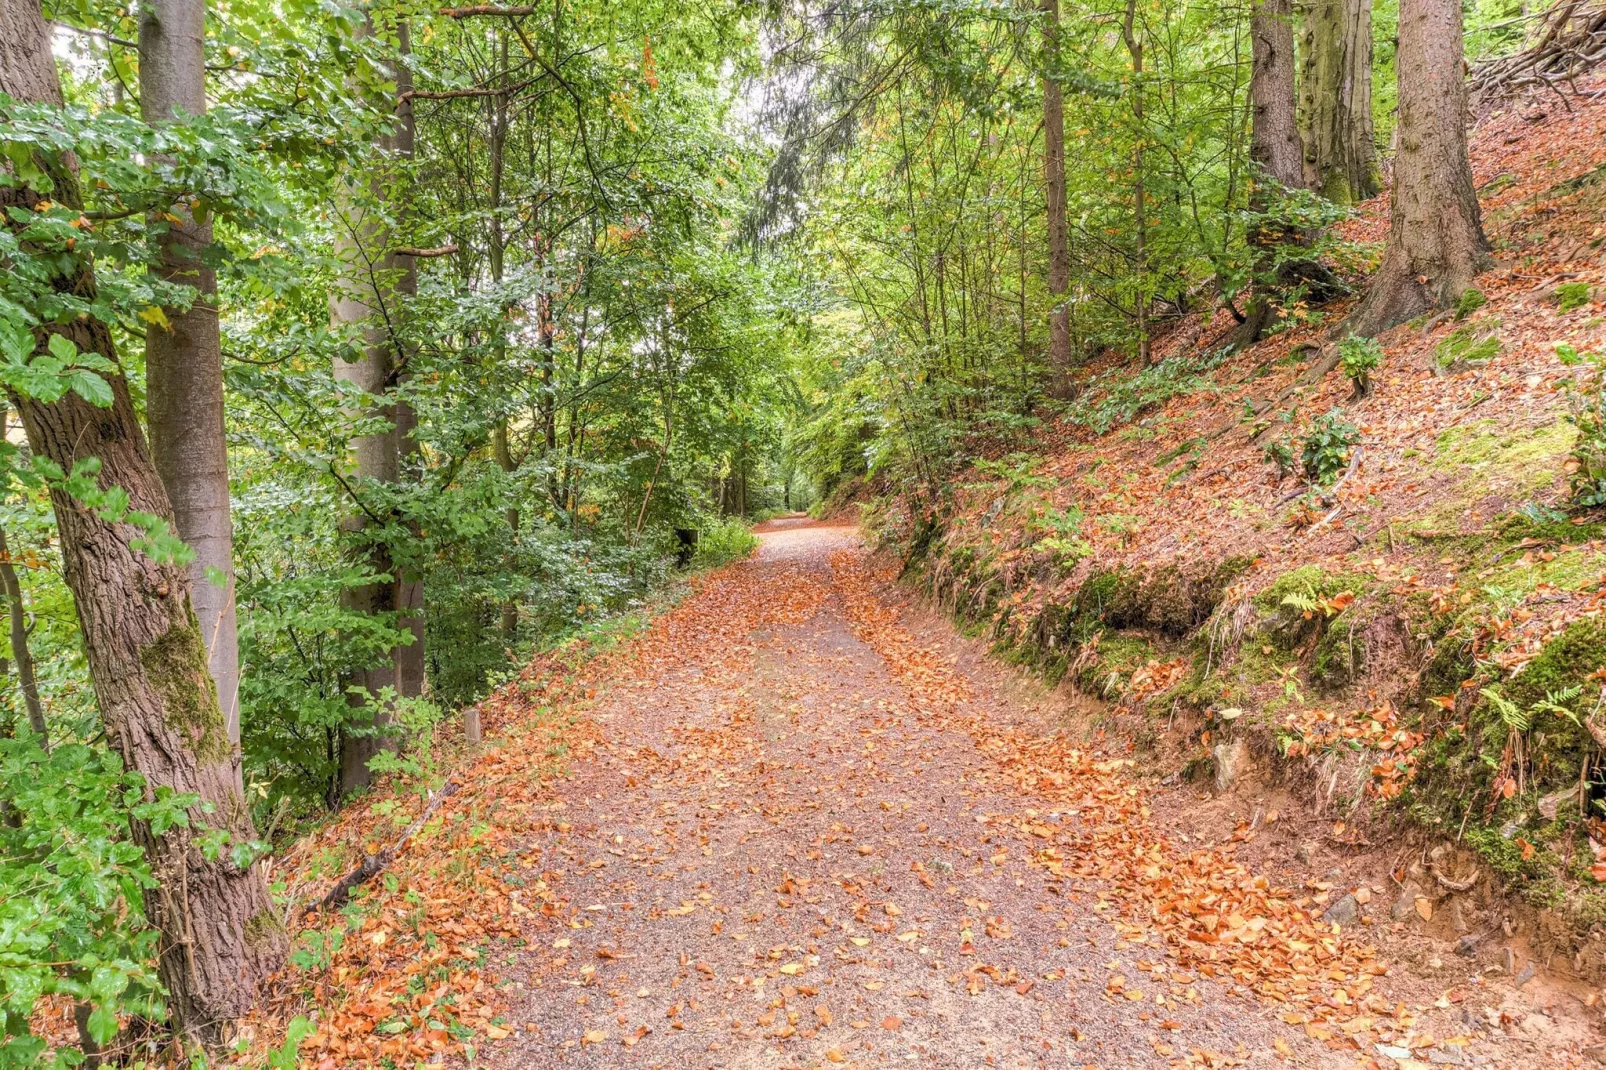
xmin=139 ymin=0 xmax=242 ymax=745
xmin=1232 ymin=0 xmax=1306 ymax=347
xmin=390 ymin=22 xmax=426 ymax=704
xmin=1344 ymin=0 xmax=1491 ymax=337
xmin=0 ymin=0 xmax=283 ymax=1043
xmin=1040 ymin=0 xmax=1074 ymax=398
xmin=330 ymin=18 xmax=420 ymax=797
xmin=1122 ymin=0 xmax=1151 ymax=364
xmin=1298 ymin=0 xmax=1379 ymax=204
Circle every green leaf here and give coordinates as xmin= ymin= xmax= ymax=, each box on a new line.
xmin=69 ymin=370 xmax=114 ymax=407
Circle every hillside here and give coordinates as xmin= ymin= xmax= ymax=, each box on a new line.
xmin=873 ymin=78 xmax=1606 ymax=990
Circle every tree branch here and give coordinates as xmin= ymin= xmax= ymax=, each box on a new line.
xmin=439 ymin=4 xmax=540 ymax=16
xmin=392 ymin=244 xmax=459 ymax=258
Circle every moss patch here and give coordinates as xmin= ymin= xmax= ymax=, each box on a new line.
xmin=1434 ymin=320 xmax=1503 ymax=369
xmin=140 ymin=607 xmax=230 ymax=765
xmin=244 ymin=907 xmax=286 ymax=948
xmin=1425 ymin=419 xmax=1575 ymax=511
xmin=1077 ymin=632 xmax=1157 ymax=696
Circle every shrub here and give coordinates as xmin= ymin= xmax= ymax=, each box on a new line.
xmin=1336 ymin=335 xmax=1382 ymax=397
xmin=0 ymin=739 xmax=173 ymax=1064
xmin=1300 ymin=410 xmax=1359 ymax=484
xmin=693 ymin=516 xmax=758 ymax=568
xmin=1558 ymin=343 xmax=1606 ymax=507
xmin=1263 ymin=439 xmax=1295 ymax=479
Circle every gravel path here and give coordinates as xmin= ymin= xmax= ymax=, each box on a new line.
xmin=481 ymin=520 xmax=1369 ymax=1069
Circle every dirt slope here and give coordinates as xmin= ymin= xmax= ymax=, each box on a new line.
xmin=860 ymin=79 xmax=1606 ymax=1058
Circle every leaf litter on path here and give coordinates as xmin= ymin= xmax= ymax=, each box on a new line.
xmin=271 ymin=521 xmax=1497 ymax=1068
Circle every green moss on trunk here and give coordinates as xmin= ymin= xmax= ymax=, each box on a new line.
xmin=140 ymin=605 xmax=229 ymax=765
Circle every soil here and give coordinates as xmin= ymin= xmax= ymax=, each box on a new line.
xmin=475 ymin=519 xmax=1603 ymax=1069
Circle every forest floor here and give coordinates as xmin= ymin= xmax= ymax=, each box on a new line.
xmin=284 ymin=518 xmax=1596 ymax=1069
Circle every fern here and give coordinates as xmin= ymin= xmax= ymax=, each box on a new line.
xmin=1481 ymin=686 xmax=1532 ymax=732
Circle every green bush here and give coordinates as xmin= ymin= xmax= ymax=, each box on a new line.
xmin=1337 ymin=335 xmax=1382 ymax=396
xmin=693 ymin=517 xmax=759 ymax=568
xmin=1558 ymin=343 xmax=1606 ymax=507
xmin=1300 ymin=410 xmax=1360 ymax=484
xmin=0 ymin=740 xmax=176 ymax=1066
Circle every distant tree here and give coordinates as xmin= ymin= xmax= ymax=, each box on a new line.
xmin=1232 ymin=0 xmax=1306 ymax=347
xmin=1041 ymin=0 xmax=1074 ymax=396
xmin=1298 ymin=0 xmax=1379 ymax=204
xmin=329 ymin=17 xmax=423 ymax=799
xmin=1345 ymin=0 xmax=1491 ymax=336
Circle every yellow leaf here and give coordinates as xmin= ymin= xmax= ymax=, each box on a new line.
xmin=138 ymin=306 xmax=171 ymax=330
xmin=1415 ymin=897 xmax=1434 ymax=921
xmin=779 ymin=963 xmax=804 ymax=975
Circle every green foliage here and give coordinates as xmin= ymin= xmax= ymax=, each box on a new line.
xmin=1299 ymin=410 xmax=1360 ymax=484
xmin=1555 ymin=282 xmax=1593 ymax=313
xmin=692 ymin=518 xmax=759 ymax=569
xmin=361 ymin=690 xmax=446 ymax=795
xmin=1028 ymin=505 xmax=1091 ymax=564
xmin=1337 ymin=335 xmax=1382 ymax=395
xmin=0 ymin=740 xmax=175 ymax=1067
xmin=1556 ymin=343 xmax=1606 ymax=507
xmin=1066 ymin=348 xmax=1231 ymax=436
xmin=1262 ymin=439 xmax=1295 ymax=479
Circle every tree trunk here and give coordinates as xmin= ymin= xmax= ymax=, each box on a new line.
xmin=331 ymin=18 xmax=418 ymax=797
xmin=1122 ymin=0 xmax=1151 ymax=364
xmin=390 ymin=22 xmax=426 ymax=704
xmin=0 ymin=0 xmax=283 ymax=1042
xmin=1232 ymin=0 xmax=1306 ymax=347
xmin=0 ymin=409 xmax=45 ymax=744
xmin=487 ymin=65 xmax=520 ymax=641
xmin=493 ymin=421 xmax=519 ymax=640
xmin=1040 ymin=0 xmax=1074 ymax=398
xmin=1299 ymin=0 xmax=1379 ymax=204
xmin=1344 ymin=0 xmax=1491 ymax=337
xmin=139 ymin=0 xmax=242 ymax=745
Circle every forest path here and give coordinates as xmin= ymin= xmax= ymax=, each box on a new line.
xmin=484 ymin=521 xmax=1372 ymax=1069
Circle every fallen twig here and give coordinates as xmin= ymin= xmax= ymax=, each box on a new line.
xmin=305 ymin=779 xmax=463 ymax=916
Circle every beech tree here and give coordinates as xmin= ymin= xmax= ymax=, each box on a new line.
xmin=1345 ymin=0 xmax=1491 ymax=336
xmin=1298 ymin=0 xmax=1379 ymax=203
xmin=1232 ymin=0 xmax=1306 ymax=346
xmin=1041 ymin=0 xmax=1074 ymax=396
xmin=139 ymin=0 xmax=242 ymax=743
xmin=330 ymin=17 xmax=425 ymax=798
xmin=0 ymin=0 xmax=282 ymax=1043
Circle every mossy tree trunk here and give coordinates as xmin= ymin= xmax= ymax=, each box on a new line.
xmin=1298 ymin=0 xmax=1379 ymax=204
xmin=1344 ymin=0 xmax=1491 ymax=337
xmin=139 ymin=0 xmax=243 ymax=744
xmin=1122 ymin=0 xmax=1152 ymax=364
xmin=0 ymin=0 xmax=283 ymax=1044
